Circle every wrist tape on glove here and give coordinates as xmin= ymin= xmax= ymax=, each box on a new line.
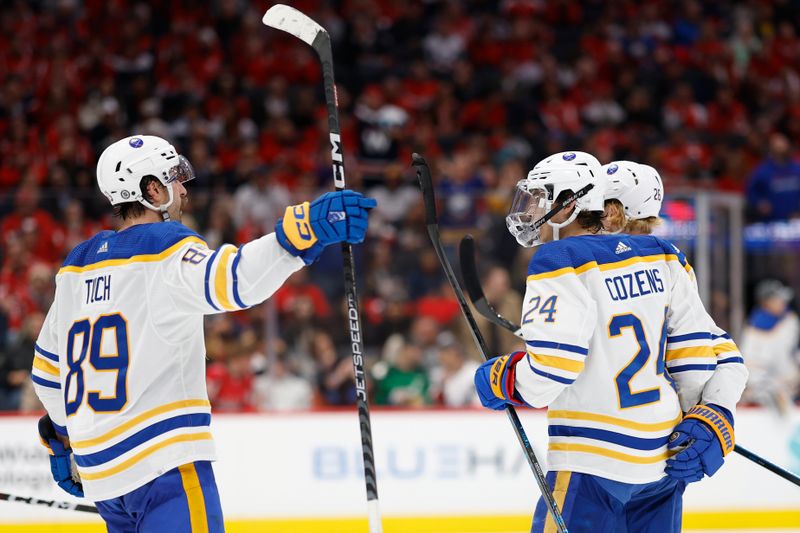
xmin=684 ymin=404 xmax=735 ymax=455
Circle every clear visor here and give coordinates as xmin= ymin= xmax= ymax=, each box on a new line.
xmin=165 ymin=155 xmax=196 ymax=184
xmin=505 ymin=181 xmax=551 ymax=247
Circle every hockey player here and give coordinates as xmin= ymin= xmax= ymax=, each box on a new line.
xmin=740 ymin=279 xmax=798 ymax=414
xmin=474 ymin=153 xmax=736 ymax=533
xmin=31 ymin=135 xmax=376 ymax=532
xmin=602 ymin=160 xmax=748 ymax=476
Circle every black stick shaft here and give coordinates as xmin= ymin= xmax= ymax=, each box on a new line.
xmin=459 ymin=235 xmax=800 ymax=489
xmin=733 ymin=444 xmax=800 ymax=487
xmin=0 ymin=492 xmax=99 ymax=514
xmin=311 ymin=31 xmax=382 ymax=527
xmin=413 ymin=153 xmax=569 ymax=533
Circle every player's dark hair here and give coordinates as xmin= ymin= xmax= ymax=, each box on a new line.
xmin=113 ymin=176 xmax=160 ymax=220
xmin=556 ymin=189 xmax=605 ymax=234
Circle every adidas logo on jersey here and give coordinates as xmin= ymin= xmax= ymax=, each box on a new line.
xmin=98 ymin=241 xmax=108 ymax=253
xmin=615 ymin=241 xmax=632 ymax=254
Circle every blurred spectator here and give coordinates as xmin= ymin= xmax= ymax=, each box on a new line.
xmin=0 ymin=235 xmax=42 ymax=335
xmin=274 ymin=269 xmax=332 ymax=343
xmin=0 ymin=184 xmax=65 ymax=264
xmin=275 ymin=270 xmax=331 ymax=318
xmin=458 ymin=265 xmax=524 ymax=356
xmin=206 ymin=318 xmax=255 ymax=412
xmin=232 ymin=167 xmax=292 ymax=235
xmin=253 ymin=354 xmax=313 ymax=411
xmin=312 ymin=331 xmax=356 ymax=406
xmin=0 ymin=312 xmax=42 ymax=411
xmin=740 ymin=280 xmax=800 ymax=414
xmin=372 ymin=342 xmax=430 ymax=407
xmin=746 ymin=133 xmax=800 ymax=221
xmin=416 ymin=281 xmax=461 ymax=328
xmin=366 ymin=165 xmax=419 ymax=229
xmin=429 ymin=343 xmax=480 ymax=407
xmin=355 ymin=85 xmax=408 ymax=165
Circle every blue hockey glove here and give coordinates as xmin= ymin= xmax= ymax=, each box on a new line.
xmin=275 ymin=190 xmax=377 ymax=265
xmin=474 ymin=351 xmax=528 ymax=410
xmin=665 ymin=404 xmax=734 ymax=483
xmin=38 ymin=415 xmax=84 ymax=498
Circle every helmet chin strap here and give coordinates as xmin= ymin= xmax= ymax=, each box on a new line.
xmin=547 ymin=208 xmax=580 ymax=242
xmin=138 ymin=182 xmax=175 ymax=221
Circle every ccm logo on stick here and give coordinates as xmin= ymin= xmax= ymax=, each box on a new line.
xmin=330 ymin=133 xmax=345 ymax=188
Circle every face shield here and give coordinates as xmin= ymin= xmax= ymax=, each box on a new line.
xmin=506 ymin=180 xmax=552 ymax=247
xmin=165 ymin=155 xmax=196 ymax=185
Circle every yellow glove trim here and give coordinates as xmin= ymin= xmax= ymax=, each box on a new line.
xmin=684 ymin=405 xmax=735 ymax=456
xmin=282 ymin=202 xmax=317 ymax=250
xmin=490 ymin=355 xmax=509 ymax=399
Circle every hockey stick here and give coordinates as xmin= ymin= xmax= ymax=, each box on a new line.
xmin=0 ymin=492 xmax=99 ymax=514
xmin=412 ymin=154 xmax=569 ymax=533
xmin=459 ymin=234 xmax=800 ymax=488
xmin=262 ymin=6 xmax=382 ymax=532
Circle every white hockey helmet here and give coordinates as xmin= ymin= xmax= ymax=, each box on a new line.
xmin=506 ymin=161 xmax=606 ymax=247
xmin=532 ymin=150 xmax=605 ymax=213
xmin=603 ymin=160 xmax=663 ymax=219
xmin=96 ymin=135 xmax=195 ymax=218
xmin=533 ymin=150 xmax=601 ymax=172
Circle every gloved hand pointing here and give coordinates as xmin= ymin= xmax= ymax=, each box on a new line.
xmin=276 ymin=190 xmax=377 ymax=264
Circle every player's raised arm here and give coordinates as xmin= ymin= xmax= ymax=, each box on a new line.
xmin=161 ymin=191 xmax=375 ymax=315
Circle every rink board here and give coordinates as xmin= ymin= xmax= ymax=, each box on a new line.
xmin=0 ymin=408 xmax=798 ymax=531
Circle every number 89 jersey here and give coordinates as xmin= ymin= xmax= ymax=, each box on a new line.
xmin=31 ymin=222 xmax=304 ymax=500
xmin=514 ymin=234 xmax=726 ymax=484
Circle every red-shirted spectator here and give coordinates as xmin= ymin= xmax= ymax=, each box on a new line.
xmin=0 ymin=184 xmax=64 ymax=264
xmin=274 ymin=269 xmax=331 ymax=319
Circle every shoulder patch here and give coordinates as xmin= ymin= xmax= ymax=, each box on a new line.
xmin=60 ymin=224 xmax=207 ymax=272
xmin=182 ymin=247 xmax=210 ymax=265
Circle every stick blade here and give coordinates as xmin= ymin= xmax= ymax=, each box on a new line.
xmin=262 ymin=4 xmax=325 ymax=46
xmin=412 ymin=153 xmax=437 ymax=226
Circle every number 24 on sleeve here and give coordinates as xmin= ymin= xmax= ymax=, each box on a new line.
xmin=522 ymin=295 xmax=558 ymax=324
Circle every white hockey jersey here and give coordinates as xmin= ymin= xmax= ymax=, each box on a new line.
xmin=514 ymin=234 xmax=746 ymax=484
xmin=31 ymin=222 xmax=303 ymax=500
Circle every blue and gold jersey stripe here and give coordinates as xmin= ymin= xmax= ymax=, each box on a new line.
xmin=78 ymin=432 xmax=213 ymax=481
xmin=549 ymin=425 xmax=670 ymax=451
xmin=71 ymin=399 xmax=211 ymax=450
xmin=548 ymin=443 xmax=676 ymax=464
xmin=31 ymin=374 xmax=60 ymax=389
xmin=547 ymin=410 xmax=682 ymax=432
xmin=59 ymin=236 xmax=207 ymax=275
xmin=203 ymin=244 xmax=249 ymax=312
xmin=74 ymin=413 xmax=211 ymax=467
xmin=528 ymin=253 xmax=691 ymax=282
xmin=665 ymin=345 xmax=715 ymax=362
xmin=35 ymin=343 xmax=60 ymax=362
xmin=33 ymin=357 xmax=59 ymax=376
